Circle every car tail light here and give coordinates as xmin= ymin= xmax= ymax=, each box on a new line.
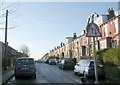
xmin=88 ymin=66 xmax=91 ymax=70
xmin=16 ymin=67 xmax=21 ymax=70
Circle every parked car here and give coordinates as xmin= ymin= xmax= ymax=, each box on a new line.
xmin=38 ymin=59 xmax=43 ymax=63
xmin=15 ymin=57 xmax=36 ymax=79
xmin=58 ymin=58 xmax=75 ymax=70
xmin=74 ymin=59 xmax=105 ymax=78
xmin=49 ymin=58 xmax=57 ymax=65
xmin=45 ymin=58 xmax=50 ymax=64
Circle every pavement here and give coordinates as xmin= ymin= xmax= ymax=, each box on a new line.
xmin=104 ymin=66 xmax=120 ymax=83
xmin=0 ymin=68 xmax=14 ymax=85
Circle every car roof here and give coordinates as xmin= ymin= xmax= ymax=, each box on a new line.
xmin=62 ymin=58 xmax=72 ymax=60
xmin=80 ymin=59 xmax=93 ymax=61
xmin=16 ymin=57 xmax=34 ymax=60
xmin=77 ymin=59 xmax=93 ymax=64
xmin=79 ymin=59 xmax=103 ymax=63
xmin=49 ymin=58 xmax=56 ymax=60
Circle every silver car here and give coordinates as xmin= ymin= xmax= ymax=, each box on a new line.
xmin=15 ymin=57 xmax=36 ymax=79
xmin=74 ymin=59 xmax=105 ymax=78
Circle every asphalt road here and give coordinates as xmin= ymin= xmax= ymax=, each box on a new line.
xmin=5 ymin=63 xmax=82 ymax=84
xmin=4 ymin=63 xmax=120 ymax=85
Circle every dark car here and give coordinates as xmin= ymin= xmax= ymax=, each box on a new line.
xmin=49 ymin=58 xmax=57 ymax=65
xmin=74 ymin=59 xmax=105 ymax=78
xmin=45 ymin=58 xmax=50 ymax=64
xmin=58 ymin=58 xmax=75 ymax=70
xmin=15 ymin=57 xmax=36 ymax=79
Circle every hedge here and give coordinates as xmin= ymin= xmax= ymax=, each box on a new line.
xmin=103 ymin=47 xmax=120 ymax=66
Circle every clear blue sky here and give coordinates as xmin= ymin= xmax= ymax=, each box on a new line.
xmin=0 ymin=1 xmax=119 ymax=60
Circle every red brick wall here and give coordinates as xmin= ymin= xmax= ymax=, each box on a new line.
xmin=107 ymin=22 xmax=116 ymax=37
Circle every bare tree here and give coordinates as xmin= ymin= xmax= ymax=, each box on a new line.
xmin=19 ymin=45 xmax=30 ymax=57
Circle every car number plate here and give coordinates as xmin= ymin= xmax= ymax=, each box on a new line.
xmin=21 ymin=68 xmax=29 ymax=70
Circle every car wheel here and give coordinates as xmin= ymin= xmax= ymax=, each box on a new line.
xmin=74 ymin=72 xmax=77 ymax=75
xmin=15 ymin=75 xmax=19 ymax=79
xmin=83 ymin=71 xmax=87 ymax=78
xmin=32 ymin=74 xmax=36 ymax=79
xmin=62 ymin=66 xmax=64 ymax=70
xmin=101 ymin=74 xmax=105 ymax=79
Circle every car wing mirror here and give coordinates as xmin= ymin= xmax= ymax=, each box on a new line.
xmin=98 ymin=65 xmax=103 ymax=67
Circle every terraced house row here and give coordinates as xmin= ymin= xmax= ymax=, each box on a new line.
xmin=42 ymin=8 xmax=120 ymax=62
xmin=0 ymin=41 xmax=29 ymax=70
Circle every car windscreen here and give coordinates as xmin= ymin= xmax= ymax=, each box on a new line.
xmin=65 ymin=60 xmax=73 ymax=64
xmin=79 ymin=60 xmax=90 ymax=66
xmin=49 ymin=59 xmax=56 ymax=62
xmin=16 ymin=59 xmax=34 ymax=65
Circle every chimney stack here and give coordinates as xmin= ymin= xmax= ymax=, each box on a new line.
xmin=73 ymin=33 xmax=77 ymax=39
xmin=108 ymin=8 xmax=115 ymax=19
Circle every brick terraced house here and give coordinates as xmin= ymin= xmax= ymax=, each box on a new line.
xmin=42 ymin=8 xmax=120 ymax=62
